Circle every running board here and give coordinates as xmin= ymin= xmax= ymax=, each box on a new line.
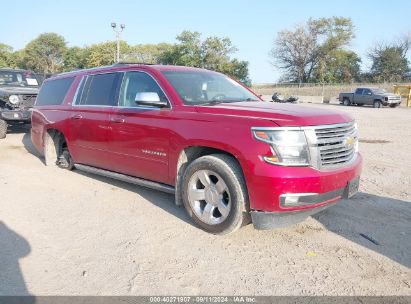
xmin=74 ymin=164 xmax=175 ymax=194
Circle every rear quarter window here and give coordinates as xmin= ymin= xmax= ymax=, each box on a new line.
xmin=36 ymin=77 xmax=75 ymax=106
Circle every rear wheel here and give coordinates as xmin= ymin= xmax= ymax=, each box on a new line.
xmin=0 ymin=119 xmax=7 ymax=139
xmin=182 ymin=154 xmax=249 ymax=235
xmin=343 ymin=98 xmax=351 ymax=106
xmin=373 ymin=100 xmax=382 ymax=108
xmin=44 ymin=131 xmax=74 ymax=170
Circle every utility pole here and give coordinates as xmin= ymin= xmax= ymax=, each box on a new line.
xmin=111 ymin=22 xmax=125 ymax=63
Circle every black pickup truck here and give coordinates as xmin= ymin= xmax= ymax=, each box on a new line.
xmin=0 ymin=68 xmax=39 ymax=138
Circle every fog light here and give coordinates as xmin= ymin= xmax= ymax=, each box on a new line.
xmin=280 ymin=193 xmax=318 ymax=207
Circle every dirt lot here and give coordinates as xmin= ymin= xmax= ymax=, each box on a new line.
xmin=0 ymin=104 xmax=410 ymax=296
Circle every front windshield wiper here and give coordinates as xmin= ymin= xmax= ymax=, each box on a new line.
xmin=200 ymin=98 xmax=258 ymax=106
xmin=200 ymin=100 xmax=226 ymax=105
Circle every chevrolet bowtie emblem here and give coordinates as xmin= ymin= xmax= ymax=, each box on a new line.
xmin=344 ymin=136 xmax=354 ymax=147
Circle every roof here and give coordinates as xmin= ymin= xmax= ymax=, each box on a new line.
xmin=51 ymin=64 xmax=216 ymax=79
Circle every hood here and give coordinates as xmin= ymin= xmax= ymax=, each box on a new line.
xmin=0 ymin=86 xmax=39 ymax=95
xmin=194 ymin=101 xmax=353 ymax=127
xmin=381 ymin=93 xmax=399 ymax=98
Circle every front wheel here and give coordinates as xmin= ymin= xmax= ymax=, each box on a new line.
xmin=373 ymin=100 xmax=382 ymax=108
xmin=389 ymin=103 xmax=399 ymax=108
xmin=182 ymin=154 xmax=249 ymax=235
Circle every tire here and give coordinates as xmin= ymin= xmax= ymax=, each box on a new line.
xmin=181 ymin=154 xmax=249 ymax=235
xmin=44 ymin=131 xmax=59 ymax=166
xmin=357 ymin=103 xmax=364 ymax=106
xmin=57 ymin=148 xmax=74 ymax=170
xmin=44 ymin=131 xmax=73 ymax=170
xmin=0 ymin=119 xmax=7 ymax=139
xmin=389 ymin=104 xmax=399 ymax=108
xmin=373 ymin=100 xmax=382 ymax=108
xmin=342 ymin=98 xmax=351 ymax=106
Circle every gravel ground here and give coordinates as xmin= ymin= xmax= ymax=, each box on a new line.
xmin=0 ymin=104 xmax=410 ymax=296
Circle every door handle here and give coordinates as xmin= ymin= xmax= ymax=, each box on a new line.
xmin=71 ymin=114 xmax=82 ymax=120
xmin=110 ymin=117 xmax=125 ymax=123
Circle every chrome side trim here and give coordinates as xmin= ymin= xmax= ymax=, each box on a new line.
xmin=74 ymin=164 xmax=175 ymax=194
xmin=71 ymin=70 xmax=172 ymax=110
xmin=70 ymin=75 xmax=85 ymax=105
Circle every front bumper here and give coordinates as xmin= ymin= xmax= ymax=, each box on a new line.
xmin=0 ymin=109 xmax=32 ymax=121
xmin=251 ymin=201 xmax=338 ymax=230
xmin=251 ymin=180 xmax=357 ymax=229
xmin=246 ymin=153 xmax=362 ymax=212
xmin=383 ymin=99 xmax=401 ymax=105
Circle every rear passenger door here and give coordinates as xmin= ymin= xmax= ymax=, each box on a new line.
xmin=107 ymin=71 xmax=172 ymax=184
xmin=67 ymin=72 xmax=122 ymax=170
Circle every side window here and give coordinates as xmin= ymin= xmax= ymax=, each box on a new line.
xmin=363 ymin=89 xmax=371 ymax=95
xmin=355 ymin=88 xmax=363 ymax=95
xmin=78 ymin=73 xmax=118 ymax=106
xmin=36 ymin=77 xmax=75 ymax=106
xmin=118 ymin=72 xmax=168 ymax=107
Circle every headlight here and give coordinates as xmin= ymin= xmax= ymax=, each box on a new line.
xmin=9 ymin=95 xmax=19 ymax=104
xmin=252 ymin=128 xmax=310 ymax=166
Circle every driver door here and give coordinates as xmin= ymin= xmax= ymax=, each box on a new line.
xmin=362 ymin=88 xmax=373 ymax=105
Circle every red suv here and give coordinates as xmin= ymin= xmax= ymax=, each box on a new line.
xmin=31 ymin=64 xmax=362 ymax=234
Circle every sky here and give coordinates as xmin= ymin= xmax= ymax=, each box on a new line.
xmin=1 ymin=0 xmax=410 ymax=83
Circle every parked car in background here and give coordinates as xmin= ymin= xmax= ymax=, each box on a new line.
xmin=31 ymin=64 xmax=362 ymax=234
xmin=339 ymin=88 xmax=401 ymax=108
xmin=0 ymin=68 xmax=39 ymax=138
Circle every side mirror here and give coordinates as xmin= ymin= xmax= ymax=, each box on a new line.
xmin=135 ymin=92 xmax=168 ymax=108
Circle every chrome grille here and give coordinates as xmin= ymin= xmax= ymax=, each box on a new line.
xmin=312 ymin=122 xmax=358 ymax=169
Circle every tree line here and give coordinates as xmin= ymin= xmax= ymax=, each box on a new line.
xmin=0 ymin=31 xmax=251 ymax=85
xmin=270 ymin=17 xmax=410 ymax=84
xmin=0 ymin=17 xmax=410 ymax=85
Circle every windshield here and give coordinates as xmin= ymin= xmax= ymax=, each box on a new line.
xmin=162 ymin=70 xmax=258 ymax=105
xmin=0 ymin=70 xmax=39 ymax=87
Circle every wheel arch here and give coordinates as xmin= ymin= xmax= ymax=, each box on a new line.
xmin=43 ymin=127 xmax=70 ymax=166
xmin=174 ymin=145 xmax=246 ymax=206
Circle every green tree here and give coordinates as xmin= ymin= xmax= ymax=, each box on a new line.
xmin=159 ymin=31 xmax=203 ymax=66
xmin=159 ymin=31 xmax=251 ymax=84
xmin=0 ymin=43 xmax=14 ymax=67
xmin=85 ymin=41 xmax=131 ymax=67
xmin=314 ymin=50 xmax=361 ymax=83
xmin=63 ymin=46 xmax=89 ymax=72
xmin=368 ymin=35 xmax=410 ymax=82
xmin=22 ymin=33 xmax=67 ymax=73
xmin=270 ymin=17 xmax=355 ymax=83
xmin=124 ymin=43 xmax=173 ymax=64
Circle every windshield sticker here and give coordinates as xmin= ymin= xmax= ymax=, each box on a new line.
xmin=26 ymin=78 xmax=38 ymax=86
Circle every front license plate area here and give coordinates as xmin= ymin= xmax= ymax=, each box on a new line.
xmin=344 ymin=176 xmax=360 ymax=198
